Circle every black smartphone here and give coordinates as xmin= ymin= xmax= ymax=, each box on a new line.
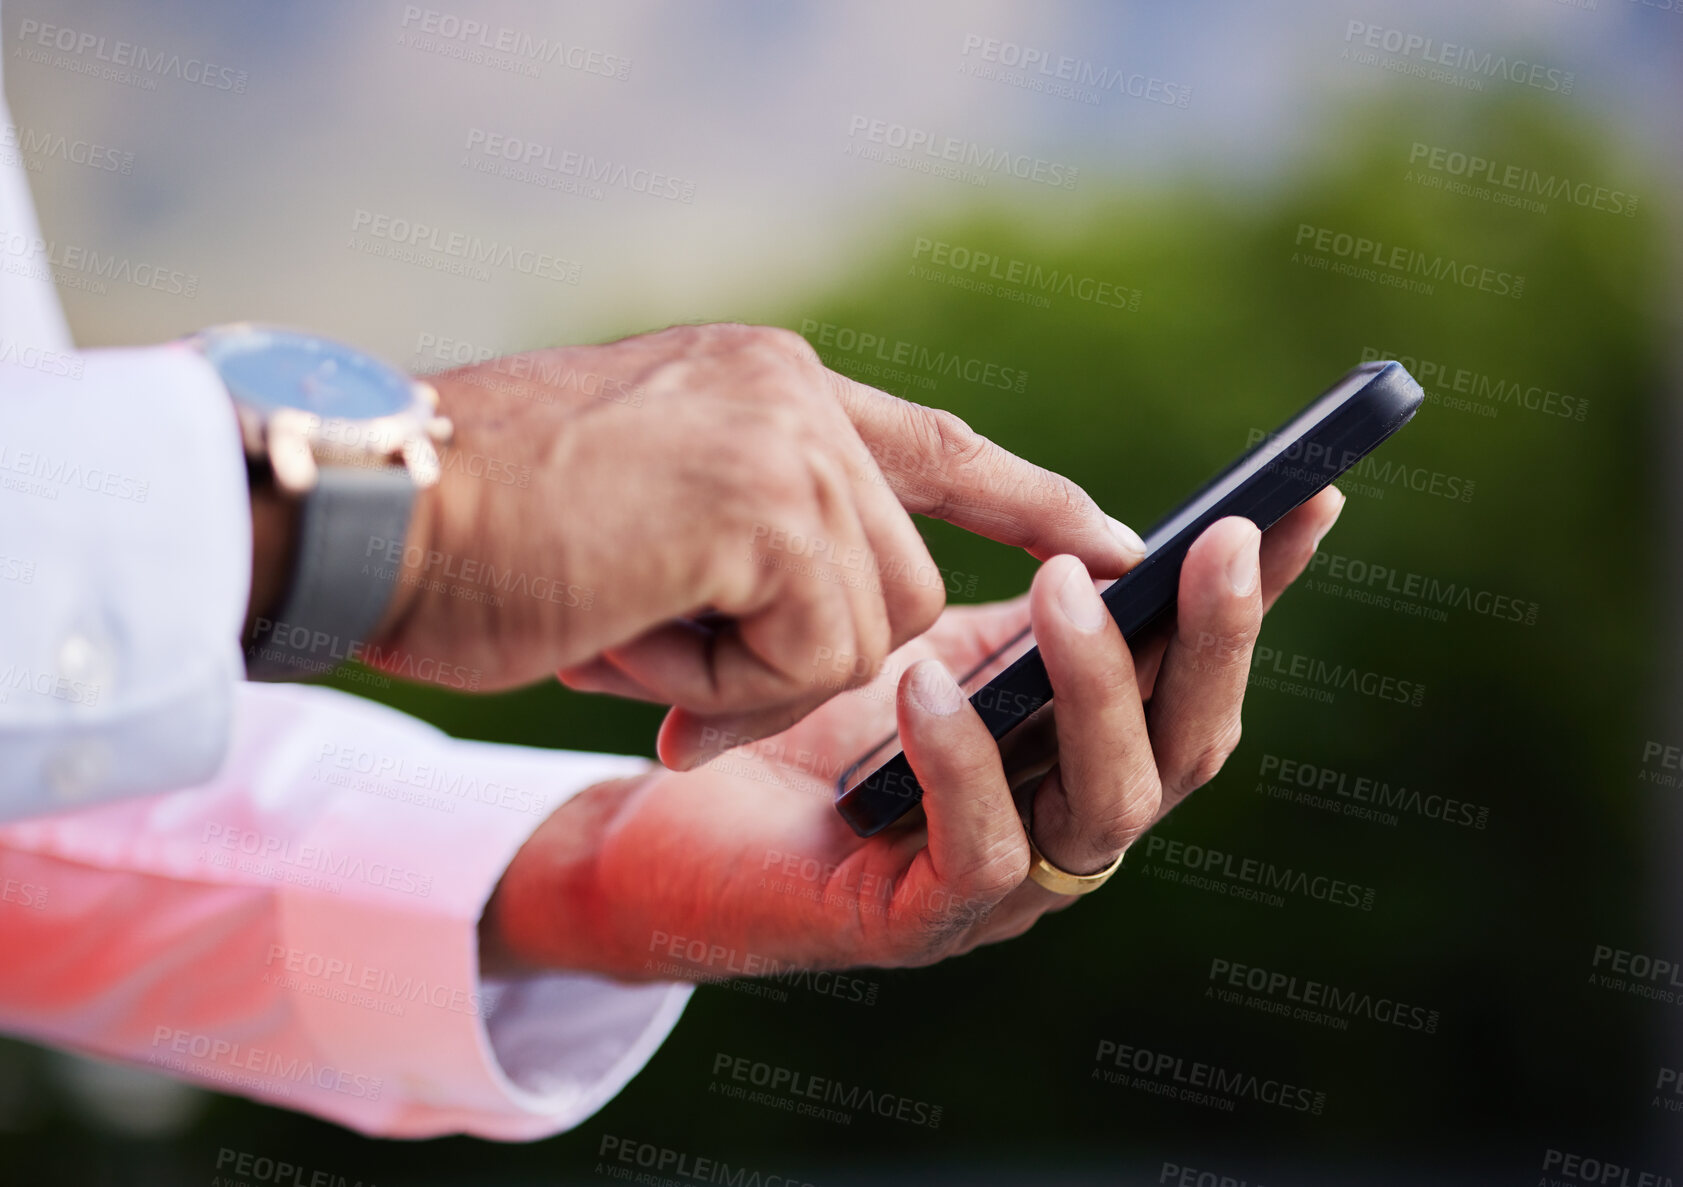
xmin=833 ymin=360 xmax=1425 ymax=838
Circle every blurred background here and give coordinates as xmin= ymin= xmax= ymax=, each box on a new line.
xmin=3 ymin=0 xmax=1681 ymax=1182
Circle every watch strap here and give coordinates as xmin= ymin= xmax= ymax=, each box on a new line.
xmin=245 ymin=466 xmax=414 ymax=681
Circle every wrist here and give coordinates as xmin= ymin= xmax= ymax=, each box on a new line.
xmin=366 ymin=473 xmax=438 ymax=646
xmin=479 ymin=774 xmax=652 ymax=979
xmin=245 ymin=474 xmax=299 ymax=638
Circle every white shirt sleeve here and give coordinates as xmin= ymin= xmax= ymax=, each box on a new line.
xmin=0 ymin=682 xmax=692 ymax=1140
xmin=0 ymin=344 xmax=252 ymax=820
xmin=0 ymin=343 xmax=696 ymax=1137
xmin=0 ymin=46 xmax=689 ymax=1141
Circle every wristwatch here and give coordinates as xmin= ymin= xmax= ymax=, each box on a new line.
xmin=192 ymin=324 xmax=452 ymax=681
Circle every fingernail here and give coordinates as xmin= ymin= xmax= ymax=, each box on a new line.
xmin=907 ymin=659 xmax=964 ymax=716
xmin=1107 ymin=516 xmax=1147 ymax=560
xmin=1057 ymin=560 xmax=1110 ymax=632
xmin=1227 ymin=525 xmax=1261 ymax=596
xmin=1312 ymin=489 xmax=1347 ymax=550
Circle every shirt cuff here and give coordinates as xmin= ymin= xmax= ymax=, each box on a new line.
xmin=0 ymin=344 xmax=248 ymax=820
xmin=264 ymin=684 xmax=689 ymax=1139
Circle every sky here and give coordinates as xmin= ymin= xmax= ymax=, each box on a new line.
xmin=5 ymin=0 xmax=1679 ymax=359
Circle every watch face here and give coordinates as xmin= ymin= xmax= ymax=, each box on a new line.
xmin=201 ymin=325 xmax=415 ymax=420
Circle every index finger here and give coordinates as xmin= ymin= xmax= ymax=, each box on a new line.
xmin=827 ymin=372 xmax=1146 ymax=579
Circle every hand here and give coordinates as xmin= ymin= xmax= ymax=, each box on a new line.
xmin=481 ymin=490 xmax=1342 ymax=979
xmin=371 ymin=324 xmax=1146 ymax=767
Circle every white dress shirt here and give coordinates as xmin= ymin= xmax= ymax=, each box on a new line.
xmin=0 ymin=28 xmax=690 ymax=1139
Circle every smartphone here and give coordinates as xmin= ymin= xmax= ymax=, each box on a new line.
xmin=833 ymin=360 xmax=1425 ymax=838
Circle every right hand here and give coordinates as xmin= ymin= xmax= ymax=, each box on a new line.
xmin=478 ymin=493 xmax=1345 ymax=982
xmin=379 ymin=323 xmax=1146 ymax=768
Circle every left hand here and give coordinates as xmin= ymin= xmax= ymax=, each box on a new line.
xmin=481 ymin=490 xmax=1342 ymax=979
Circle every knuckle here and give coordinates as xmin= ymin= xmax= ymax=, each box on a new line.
xmin=760 ymin=325 xmax=823 ymax=363
xmin=925 ymin=407 xmax=988 ymax=473
xmin=700 ymin=321 xmax=762 ymax=346
xmin=1036 ymin=472 xmax=1090 ymax=521
xmin=654 ymin=323 xmax=710 ymax=352
xmin=1094 ymin=765 xmax=1164 ymax=851
xmin=946 ymin=835 xmax=1027 ymax=904
xmin=840 ymin=642 xmax=885 ymax=690
xmin=901 ymin=571 xmax=948 ymax=636
xmin=1087 ymin=814 xmax=1143 ymax=859
xmin=1180 ymin=718 xmax=1243 ymax=794
xmin=979 ymin=844 xmax=1032 ymax=901
xmin=954 ymin=836 xmax=1030 ymax=903
xmin=712 ymin=323 xmax=820 ymax=365
xmin=740 ymin=431 xmax=812 ymax=501
xmin=1183 ymin=624 xmax=1257 ymax=669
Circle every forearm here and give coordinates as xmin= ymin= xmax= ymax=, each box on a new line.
xmin=0 ymin=682 xmax=676 ymax=1139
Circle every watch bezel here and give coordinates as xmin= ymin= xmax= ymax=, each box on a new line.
xmin=195 ymin=323 xmax=451 ymax=495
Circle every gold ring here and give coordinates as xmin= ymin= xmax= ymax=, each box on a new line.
xmin=1024 ymin=833 xmax=1124 ymax=896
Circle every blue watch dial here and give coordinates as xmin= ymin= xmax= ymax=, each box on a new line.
xmin=201 ymin=326 xmax=414 ymax=419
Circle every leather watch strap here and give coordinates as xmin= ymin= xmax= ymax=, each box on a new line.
xmin=244 ymin=466 xmax=415 ymax=681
